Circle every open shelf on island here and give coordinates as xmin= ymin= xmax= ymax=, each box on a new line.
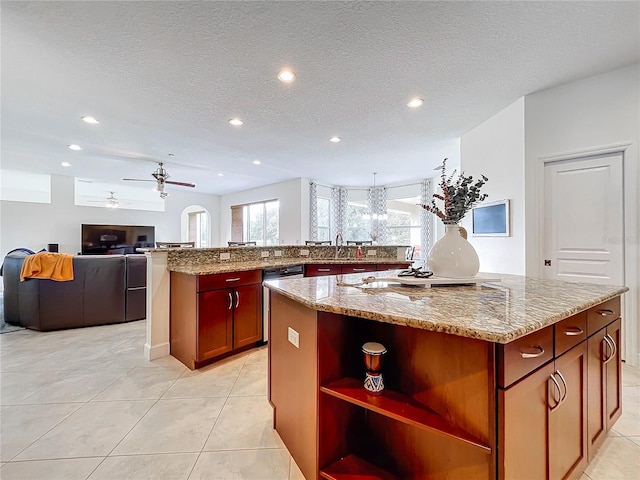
xmin=320 ymin=454 xmax=399 ymax=480
xmin=320 ymin=377 xmax=491 ymax=454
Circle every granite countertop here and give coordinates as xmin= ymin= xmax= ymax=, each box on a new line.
xmin=264 ymin=272 xmax=628 ymax=343
xmin=169 ymin=258 xmax=408 ymax=275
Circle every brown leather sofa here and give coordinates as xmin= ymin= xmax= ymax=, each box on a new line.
xmin=2 ymin=253 xmax=146 ymax=331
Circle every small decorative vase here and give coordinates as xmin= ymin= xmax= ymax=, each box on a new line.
xmin=427 ymin=224 xmax=480 ymax=278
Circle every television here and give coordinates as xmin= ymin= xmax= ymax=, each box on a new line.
xmin=81 ymin=224 xmax=155 ymax=255
xmin=471 ymin=200 xmax=510 ymax=236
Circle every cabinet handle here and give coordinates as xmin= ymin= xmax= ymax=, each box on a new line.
xmin=556 ymin=370 xmax=568 ymax=406
xmin=226 ymin=277 xmax=241 ymax=282
xmin=607 ymin=333 xmax=618 ymax=362
xmin=597 ymin=309 xmax=615 ymax=316
xmin=603 ymin=335 xmax=616 ymax=364
xmin=549 ymin=374 xmax=562 ymax=411
xmin=563 ymin=327 xmax=584 ymax=336
xmin=352 ymin=268 xmax=366 ymax=272
xmin=317 ymin=268 xmax=331 ymax=272
xmin=235 ymin=291 xmax=240 ymax=308
xmin=227 ymin=292 xmax=233 ymax=310
xmin=520 ymin=345 xmax=545 ymax=359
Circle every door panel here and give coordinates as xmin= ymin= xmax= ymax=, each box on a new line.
xmin=233 ymin=284 xmax=262 ymax=348
xmin=544 ymin=154 xmax=623 ymax=285
xmin=198 ymin=289 xmax=233 ymax=360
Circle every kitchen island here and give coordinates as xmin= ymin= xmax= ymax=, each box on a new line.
xmin=264 ymin=272 xmax=628 ymax=480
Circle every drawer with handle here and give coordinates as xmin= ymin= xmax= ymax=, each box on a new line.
xmin=498 ymin=324 xmax=554 ymax=388
xmin=586 ymin=297 xmax=621 ymax=336
xmin=304 ymin=264 xmax=342 ymax=277
xmin=197 ymin=269 xmax=262 ymax=292
xmin=555 ymin=312 xmax=587 ymax=357
xmin=341 ymin=264 xmax=377 ymax=274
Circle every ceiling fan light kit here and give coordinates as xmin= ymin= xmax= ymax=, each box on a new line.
xmin=123 ymin=162 xmax=196 ymax=198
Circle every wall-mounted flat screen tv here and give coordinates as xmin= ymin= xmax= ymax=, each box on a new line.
xmin=81 ymin=224 xmax=155 ymax=255
xmin=471 ymin=200 xmax=510 ymax=236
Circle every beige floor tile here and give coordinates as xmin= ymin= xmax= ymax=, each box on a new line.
xmin=289 ymin=457 xmax=306 ymax=480
xmin=204 ymin=395 xmax=283 ymax=450
xmin=87 ymin=453 xmax=198 ymax=480
xmin=93 ymin=365 xmax=186 ymax=401
xmin=611 ymin=386 xmax=640 ymax=437
xmin=584 ymin=436 xmax=640 ymax=479
xmin=229 ymin=363 xmax=268 ymax=396
xmin=628 ymin=436 xmax=640 ymax=448
xmin=111 ymin=397 xmax=225 ymax=455
xmin=13 ymin=400 xmax=155 ymax=461
xmin=162 ymin=359 xmax=243 ymax=399
xmin=189 ymin=449 xmax=290 ymax=480
xmin=578 ymin=474 xmax=592 ymax=480
xmin=0 ymin=371 xmax=71 ymax=404
xmin=24 ymin=369 xmax=124 ymax=404
xmin=0 ymin=457 xmax=103 ymax=480
xmin=0 ymin=403 xmax=81 ymax=461
xmin=622 ymin=363 xmax=640 ymax=387
xmin=244 ymin=346 xmax=268 ymax=364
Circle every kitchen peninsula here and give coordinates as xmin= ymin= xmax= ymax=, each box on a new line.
xmin=264 ymin=272 xmax=628 ymax=480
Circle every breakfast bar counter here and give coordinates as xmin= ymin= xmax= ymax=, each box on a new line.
xmin=264 ymin=273 xmax=628 ymax=480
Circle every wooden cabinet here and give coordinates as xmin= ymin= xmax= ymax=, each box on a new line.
xmin=340 ymin=264 xmax=377 ymax=274
xmin=304 ymin=264 xmax=342 ymax=277
xmin=587 ymin=317 xmax=622 ymax=459
xmin=170 ymin=269 xmax=262 ymax=369
xmin=304 ymin=263 xmax=410 ymax=277
xmin=499 ymin=341 xmax=587 ymax=480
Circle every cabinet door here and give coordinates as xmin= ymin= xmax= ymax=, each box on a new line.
xmin=304 ymin=264 xmax=342 ymax=277
xmin=587 ymin=328 xmax=607 ymax=460
xmin=498 ymin=362 xmax=553 ymax=480
xmin=233 ymin=284 xmax=262 ymax=348
xmin=605 ymin=318 xmax=622 ymax=431
xmin=549 ymin=342 xmax=588 ymax=480
xmin=198 ymin=290 xmax=233 ymax=360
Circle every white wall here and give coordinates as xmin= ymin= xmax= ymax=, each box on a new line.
xmin=0 ymin=174 xmax=220 ymax=259
xmin=524 ymin=64 xmax=639 ymax=365
xmin=460 ymin=97 xmax=525 ymax=274
xmin=218 ymin=178 xmax=310 ymax=246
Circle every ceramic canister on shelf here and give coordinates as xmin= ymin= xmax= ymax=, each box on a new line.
xmin=362 ymin=341 xmax=387 ymax=394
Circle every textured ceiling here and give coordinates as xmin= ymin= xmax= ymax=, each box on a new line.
xmin=1 ymin=1 xmax=639 ymax=195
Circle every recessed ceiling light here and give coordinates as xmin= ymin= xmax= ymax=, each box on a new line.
xmin=68 ymin=144 xmax=82 ymax=151
xmin=407 ymin=98 xmax=424 ymax=108
xmin=277 ymin=69 xmax=296 ymax=83
xmin=168 ymin=153 xmax=175 ymax=157
xmin=253 ymin=160 xmax=261 ymax=165
xmin=229 ymin=118 xmax=243 ymax=126
xmin=329 ymin=136 xmax=341 ymax=143
xmin=81 ymin=116 xmax=99 ymax=124
xmin=218 ymin=173 xmax=224 ymax=176
xmin=60 ymin=161 xmax=72 ymax=167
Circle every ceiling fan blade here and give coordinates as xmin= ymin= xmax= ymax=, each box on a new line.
xmin=122 ymin=178 xmax=156 ymax=182
xmin=165 ymin=180 xmax=196 ymax=188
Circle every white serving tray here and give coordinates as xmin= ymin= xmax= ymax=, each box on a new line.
xmin=371 ymin=274 xmax=502 ymax=288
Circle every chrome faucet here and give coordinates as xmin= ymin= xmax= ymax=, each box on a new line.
xmin=335 ymin=233 xmax=343 ymax=258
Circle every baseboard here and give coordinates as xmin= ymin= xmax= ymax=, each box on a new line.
xmin=144 ymin=341 xmax=170 ymax=361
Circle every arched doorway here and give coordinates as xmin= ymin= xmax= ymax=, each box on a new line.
xmin=181 ymin=205 xmax=211 ymax=247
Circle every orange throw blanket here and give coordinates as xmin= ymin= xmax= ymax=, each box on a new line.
xmin=20 ymin=252 xmax=74 ymax=282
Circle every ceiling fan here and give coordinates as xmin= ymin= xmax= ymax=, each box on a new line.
xmin=123 ymin=162 xmax=196 ymax=199
xmin=87 ymin=191 xmax=123 ymax=209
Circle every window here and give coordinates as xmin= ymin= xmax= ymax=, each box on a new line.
xmin=386 ymin=195 xmax=422 ymax=257
xmin=346 ymin=200 xmax=370 ymax=241
xmin=232 ymin=199 xmax=280 ymax=246
xmin=188 ymin=211 xmax=209 ymax=247
xmin=317 ymin=197 xmax=331 ymax=241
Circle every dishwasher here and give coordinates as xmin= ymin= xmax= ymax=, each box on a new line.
xmin=262 ymin=264 xmax=304 ymax=343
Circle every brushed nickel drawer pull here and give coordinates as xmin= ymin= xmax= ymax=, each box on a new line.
xmin=227 ymin=292 xmax=233 ymax=310
xmin=603 ymin=335 xmax=616 ymax=364
xmin=597 ymin=309 xmax=615 ymax=316
xmin=520 ymin=346 xmax=545 ymax=359
xmin=556 ymin=370 xmax=568 ymax=406
xmin=549 ymin=373 xmax=562 ymax=411
xmin=317 ymin=268 xmax=332 ymax=272
xmin=607 ymin=333 xmax=617 ymax=361
xmin=235 ymin=291 xmax=240 ymax=308
xmin=352 ymin=268 xmax=366 ymax=272
xmin=226 ymin=277 xmax=241 ymax=282
xmin=564 ymin=327 xmax=584 ymax=336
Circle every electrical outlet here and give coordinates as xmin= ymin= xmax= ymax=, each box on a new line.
xmin=367 ymin=249 xmax=377 ymax=256
xmin=261 ymin=251 xmax=270 ymax=257
xmin=300 ymin=249 xmax=310 ymax=256
xmin=274 ymin=250 xmax=283 ymax=257
xmin=287 ymin=327 xmax=300 ymax=348
xmin=220 ymin=252 xmax=231 ymax=260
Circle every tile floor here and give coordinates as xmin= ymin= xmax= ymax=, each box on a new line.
xmin=1 ymin=320 xmax=638 ymax=479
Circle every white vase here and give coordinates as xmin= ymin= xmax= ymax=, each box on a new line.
xmin=427 ymin=224 xmax=480 ymax=278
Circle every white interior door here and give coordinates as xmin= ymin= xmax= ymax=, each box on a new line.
xmin=543 ymin=154 xmax=624 ymax=285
